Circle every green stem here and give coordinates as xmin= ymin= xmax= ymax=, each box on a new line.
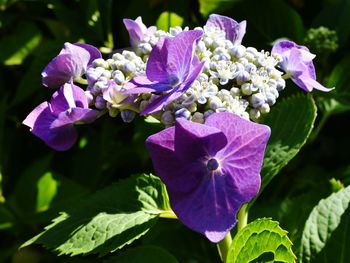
xmin=159 ymin=210 xmax=177 ymax=219
xmin=217 ymin=232 xmax=232 ymax=263
xmin=237 ymin=204 xmax=248 ymax=231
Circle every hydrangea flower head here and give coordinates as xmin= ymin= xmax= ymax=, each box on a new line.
xmin=272 ymin=40 xmax=333 ymax=92
xmin=42 ymin=42 xmax=101 ymax=88
xmin=123 ymin=16 xmax=157 ymax=46
xmin=205 ymin=14 xmax=246 ymax=45
xmin=146 ymin=112 xmax=270 ymax=242
xmin=124 ymin=30 xmax=205 ymax=115
xmin=23 ymin=83 xmax=99 ymax=151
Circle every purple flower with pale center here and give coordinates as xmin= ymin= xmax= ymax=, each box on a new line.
xmin=272 ymin=40 xmax=333 ymax=92
xmin=205 ymin=14 xmax=246 ymax=46
xmin=123 ymin=16 xmax=157 ymax=46
xmin=23 ymin=83 xmax=99 ymax=151
xmin=42 ymin=42 xmax=101 ymax=88
xmin=123 ymin=30 xmax=205 ymax=115
xmin=102 ymin=81 xmax=138 ymax=111
xmin=146 ymin=112 xmax=270 ymax=242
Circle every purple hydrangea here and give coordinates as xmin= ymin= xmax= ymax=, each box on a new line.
xmin=42 ymin=42 xmax=101 ymax=88
xmin=146 ymin=112 xmax=270 ymax=242
xmin=124 ymin=30 xmax=205 ymax=115
xmin=272 ymin=40 xmax=333 ymax=92
xmin=23 ymin=83 xmax=99 ymax=151
xmin=123 ymin=16 xmax=157 ymax=47
xmin=205 ymin=14 xmax=246 ymax=46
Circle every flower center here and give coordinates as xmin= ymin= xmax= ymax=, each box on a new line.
xmin=168 ymin=74 xmax=179 ymax=86
xmin=207 ymin=158 xmax=219 ymax=171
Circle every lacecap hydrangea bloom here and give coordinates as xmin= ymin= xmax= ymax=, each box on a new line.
xmin=23 ymin=14 xmax=331 ymax=242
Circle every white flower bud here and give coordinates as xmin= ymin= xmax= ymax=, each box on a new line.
xmin=259 ymin=103 xmax=270 ymax=114
xmin=241 ymin=83 xmax=253 ymax=95
xmin=230 ymin=44 xmax=246 ymax=58
xmin=249 ymin=108 xmax=261 ymax=120
xmin=121 ymin=110 xmax=136 ymax=123
xmin=209 ymin=96 xmax=223 ymax=110
xmin=175 ymin=108 xmax=191 ymax=119
xmin=192 ymin=112 xmax=204 ymax=124
xmin=112 ymin=70 xmax=125 ymax=84
xmin=161 ymin=111 xmax=174 ymax=125
xmin=251 ymin=93 xmax=265 ymax=108
xmin=93 ymin=58 xmax=109 ymax=68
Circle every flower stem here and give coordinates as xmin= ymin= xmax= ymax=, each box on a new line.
xmin=237 ymin=203 xmax=248 ymax=231
xmin=217 ymin=232 xmax=232 ymax=263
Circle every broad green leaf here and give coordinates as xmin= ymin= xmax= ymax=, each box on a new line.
xmin=156 ymin=12 xmax=183 ymax=31
xmin=198 ymin=0 xmax=241 ymax=17
xmin=299 ymin=185 xmax=350 ymax=263
xmin=325 ymin=53 xmax=350 ymax=106
xmin=227 ymin=218 xmax=296 ymax=263
xmin=0 ymin=204 xmax=15 ymax=230
xmin=36 ymin=172 xmax=59 ymax=212
xmin=105 ymin=246 xmax=179 ymax=263
xmin=260 ymin=94 xmax=317 ymax=192
xmin=21 ymin=174 xmax=171 ymax=256
xmin=0 ymin=21 xmax=42 ymax=65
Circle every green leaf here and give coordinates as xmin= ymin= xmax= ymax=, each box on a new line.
xmin=227 ymin=218 xmax=296 ymax=263
xmin=22 ymin=174 xmax=171 ymax=256
xmin=0 ymin=21 xmax=42 ymax=65
xmin=156 ymin=12 xmax=183 ymax=31
xmin=325 ymin=53 xmax=350 ymax=105
xmin=299 ymin=185 xmax=350 ymax=263
xmin=198 ymin=0 xmax=241 ymax=17
xmin=260 ymin=94 xmax=317 ymax=192
xmin=104 ymin=246 xmax=179 ymax=263
xmin=36 ymin=172 xmax=59 ymax=213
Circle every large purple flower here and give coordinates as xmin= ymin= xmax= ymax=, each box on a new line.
xmin=42 ymin=42 xmax=101 ymax=88
xmin=23 ymin=83 xmax=99 ymax=151
xmin=146 ymin=112 xmax=270 ymax=242
xmin=124 ymin=30 xmax=205 ymax=115
xmin=123 ymin=16 xmax=157 ymax=46
xmin=272 ymin=40 xmax=333 ymax=92
xmin=205 ymin=14 xmax=246 ymax=45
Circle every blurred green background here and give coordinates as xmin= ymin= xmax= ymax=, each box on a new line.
xmin=0 ymin=0 xmax=349 ymax=262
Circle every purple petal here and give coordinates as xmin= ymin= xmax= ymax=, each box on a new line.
xmin=51 ymin=108 xmax=99 ymax=128
xmin=42 ymin=43 xmax=90 ymax=88
xmin=74 ymin=43 xmax=102 ymax=65
xmin=50 ymin=83 xmax=89 ymax=114
xmin=293 ymin=75 xmax=334 ymax=92
xmin=146 ymin=30 xmax=203 ymax=83
xmin=123 ymin=17 xmax=156 ymax=46
xmin=23 ymin=102 xmax=50 ymax=129
xmin=206 ymin=14 xmax=246 ymax=45
xmin=123 ymin=76 xmax=172 ymax=94
xmin=146 ymin=112 xmax=271 ymax=242
xmin=174 ymin=117 xmax=227 ymax=160
xmin=165 ymin=30 xmax=203 ymax=80
xmin=23 ymin=102 xmax=77 ymax=151
xmin=206 ymin=113 xmax=270 ymax=199
xmin=141 ymin=61 xmax=205 ymax=115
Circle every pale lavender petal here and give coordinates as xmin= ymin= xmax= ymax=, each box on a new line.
xmin=206 ymin=14 xmax=246 ymax=45
xmin=293 ymin=75 xmax=334 ymax=92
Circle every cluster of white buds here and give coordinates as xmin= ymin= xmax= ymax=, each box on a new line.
xmin=86 ymin=23 xmax=286 ymax=125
